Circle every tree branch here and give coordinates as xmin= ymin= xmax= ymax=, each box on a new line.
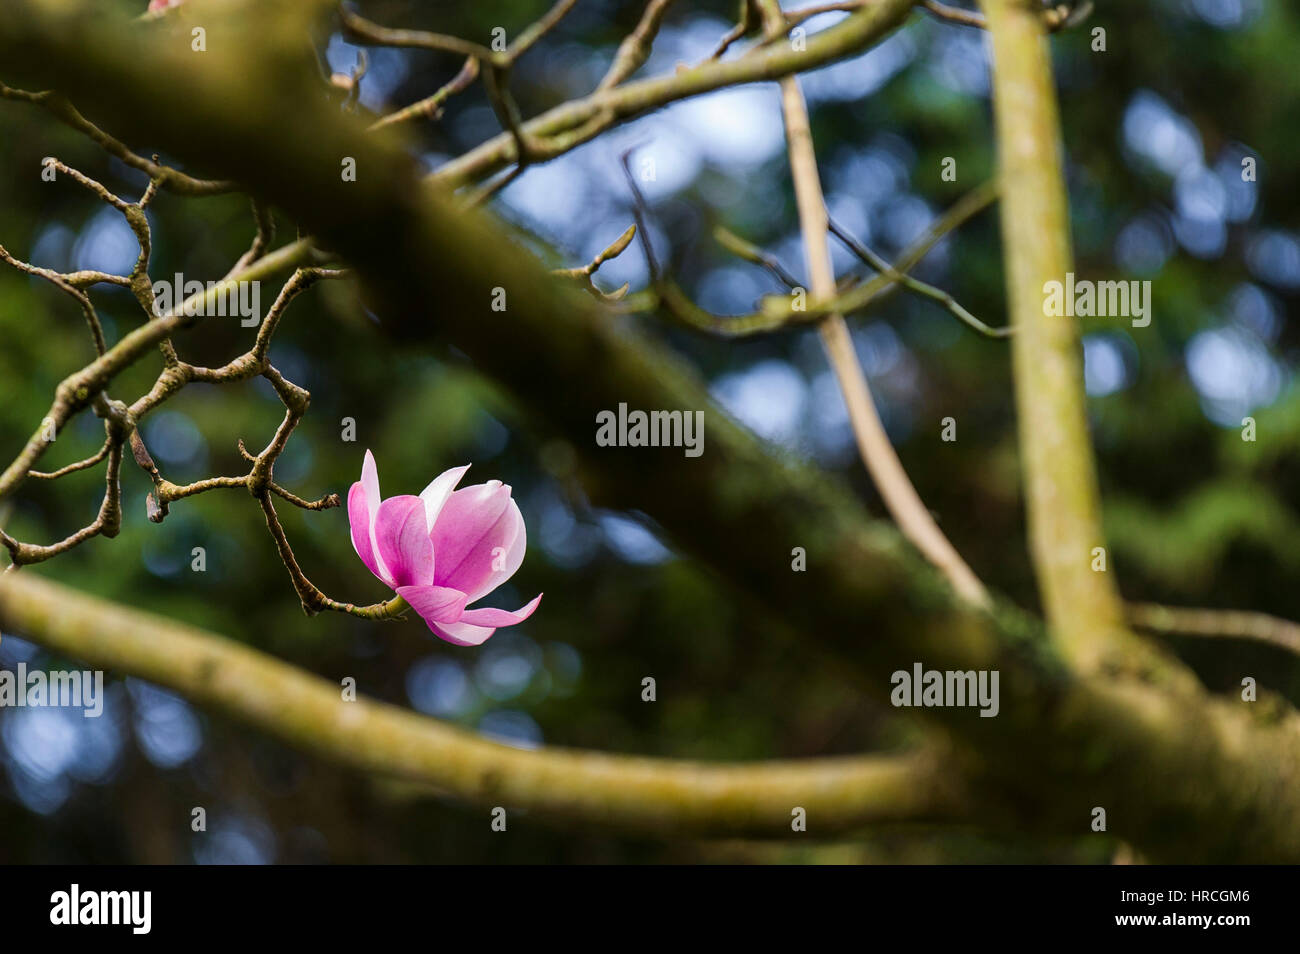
xmin=597 ymin=0 xmax=678 ymax=91
xmin=0 ymin=238 xmax=314 ymax=502
xmin=431 ymin=0 xmax=918 ymax=188
xmin=623 ymin=178 xmax=1002 ymax=338
xmin=1127 ymin=603 xmax=1300 ymax=658
xmin=0 ymin=82 xmax=232 ymax=195
xmin=776 ymin=70 xmax=990 ymax=606
xmin=979 ymin=0 xmax=1137 ymax=672
xmin=0 ymin=571 xmax=961 ymax=838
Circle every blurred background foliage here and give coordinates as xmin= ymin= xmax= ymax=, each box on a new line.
xmin=0 ymin=0 xmax=1296 ymax=862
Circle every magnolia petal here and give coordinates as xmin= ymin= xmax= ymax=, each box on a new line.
xmin=419 ymin=464 xmax=471 ymax=533
xmin=431 ymin=481 xmax=512 ymax=587
xmin=360 ymin=449 xmax=381 ymax=517
xmin=374 ymin=495 xmax=432 ymax=589
xmin=396 ymin=585 xmax=468 ymax=627
xmin=347 ymin=482 xmax=388 ymax=586
xmin=360 ymin=449 xmax=394 ymax=584
xmin=453 ymin=501 xmax=527 ymax=603
xmin=428 ymin=619 xmax=498 ymax=647
xmin=458 ymin=594 xmax=543 ymax=629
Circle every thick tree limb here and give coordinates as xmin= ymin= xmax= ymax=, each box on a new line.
xmin=979 ymin=0 xmax=1134 ymax=672
xmin=0 ymin=572 xmax=958 ymax=837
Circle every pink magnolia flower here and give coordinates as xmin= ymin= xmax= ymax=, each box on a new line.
xmin=147 ymin=0 xmax=184 ymax=10
xmin=348 ymin=451 xmax=541 ymax=646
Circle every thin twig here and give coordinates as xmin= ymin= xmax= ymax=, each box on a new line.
xmin=619 ymin=148 xmax=661 ymax=279
xmin=0 ymin=83 xmax=233 ymax=195
xmin=1127 ymin=603 xmax=1300 ymax=658
xmin=599 ymin=0 xmax=678 ymax=89
xmin=922 ymin=0 xmax=985 ymax=28
xmin=923 ymin=0 xmax=1095 ymax=32
xmin=338 ymin=5 xmax=500 ymax=64
xmin=713 ymin=225 xmax=803 ymax=290
xmin=828 ymin=217 xmax=1010 ymax=338
xmin=552 ymin=224 xmax=636 ymax=300
xmin=710 ymin=0 xmax=756 ymax=60
xmin=369 ymin=56 xmax=479 ymax=130
xmin=508 ymin=0 xmax=580 ymax=61
xmin=29 ymin=439 xmax=111 ymax=480
xmin=626 ymin=180 xmax=1001 ymax=338
xmin=777 ymin=69 xmax=989 ymax=607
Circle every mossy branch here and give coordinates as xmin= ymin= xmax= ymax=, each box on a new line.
xmin=979 ymin=0 xmax=1135 ymax=672
xmin=0 ymin=572 xmax=960 ymax=838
